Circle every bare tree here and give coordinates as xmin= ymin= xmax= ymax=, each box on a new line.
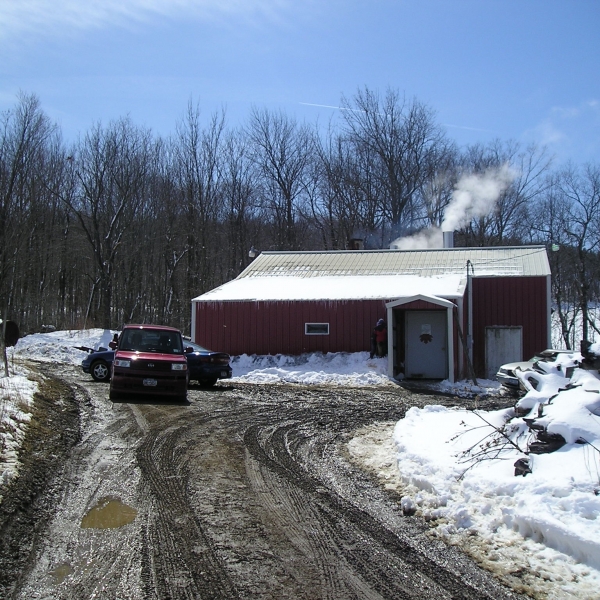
xmin=310 ymin=126 xmax=385 ymax=249
xmin=417 ymin=147 xmax=460 ymax=230
xmin=0 ymin=93 xmax=60 ymax=327
xmin=246 ymin=107 xmax=313 ymax=250
xmin=60 ymin=118 xmax=153 ymax=327
xmin=173 ymin=102 xmax=227 ymax=302
xmin=529 ymin=164 xmax=600 ymax=348
xmin=340 ymin=87 xmax=448 ymax=243
xmin=557 ymin=164 xmax=600 ymax=345
xmin=219 ymin=129 xmax=260 ymax=278
xmin=529 ymin=175 xmax=579 ymax=348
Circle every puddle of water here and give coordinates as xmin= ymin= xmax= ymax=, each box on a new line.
xmin=49 ymin=563 xmax=73 ymax=584
xmin=81 ymin=497 xmax=137 ymax=529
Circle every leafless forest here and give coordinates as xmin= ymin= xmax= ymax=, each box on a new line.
xmin=1 ymin=89 xmax=599 ymax=347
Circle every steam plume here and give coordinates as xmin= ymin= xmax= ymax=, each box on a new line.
xmin=391 ymin=164 xmax=515 ymax=250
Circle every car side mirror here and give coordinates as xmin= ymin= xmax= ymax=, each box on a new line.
xmin=185 ymin=346 xmax=193 ymax=353
xmin=109 ymin=341 xmax=117 ymax=349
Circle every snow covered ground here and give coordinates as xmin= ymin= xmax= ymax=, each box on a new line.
xmin=2 ymin=329 xmax=600 ymax=598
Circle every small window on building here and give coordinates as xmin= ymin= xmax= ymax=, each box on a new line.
xmin=305 ymin=323 xmax=329 ymax=335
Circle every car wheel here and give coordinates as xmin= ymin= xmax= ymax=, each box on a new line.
xmin=91 ymin=360 xmax=110 ymax=382
xmin=199 ymin=377 xmax=218 ymax=388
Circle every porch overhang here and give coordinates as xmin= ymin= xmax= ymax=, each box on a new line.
xmin=385 ymin=294 xmax=456 ymax=310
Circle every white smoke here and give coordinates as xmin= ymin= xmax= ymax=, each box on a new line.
xmin=391 ymin=228 xmax=444 ymax=250
xmin=391 ymin=163 xmax=516 ymax=250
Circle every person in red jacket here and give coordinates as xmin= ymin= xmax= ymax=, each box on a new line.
xmin=370 ymin=318 xmax=387 ymax=358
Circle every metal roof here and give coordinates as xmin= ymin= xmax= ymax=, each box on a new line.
xmin=238 ymin=246 xmax=551 ymax=279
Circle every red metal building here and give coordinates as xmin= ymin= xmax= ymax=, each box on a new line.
xmin=191 ymin=246 xmax=551 ymax=382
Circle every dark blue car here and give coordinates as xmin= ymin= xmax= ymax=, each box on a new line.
xmin=81 ymin=348 xmax=114 ymax=382
xmin=185 ymin=340 xmax=233 ymax=387
xmin=81 ymin=340 xmax=232 ymax=386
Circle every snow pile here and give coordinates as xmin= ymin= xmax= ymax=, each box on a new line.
xmin=0 ymin=368 xmax=38 ymax=497
xmin=9 ymin=329 xmax=117 ymax=365
xmin=230 ymin=352 xmax=393 ymax=386
xmin=391 ymin=351 xmax=600 ymax=595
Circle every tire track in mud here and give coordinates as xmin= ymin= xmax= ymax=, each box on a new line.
xmin=243 ymin=421 xmax=482 ymax=599
xmin=244 ymin=432 xmax=389 ymax=600
xmin=135 ymin=418 xmax=240 ymax=599
xmin=169 ymin=384 xmax=521 ymax=599
xmin=145 ymin=384 xmax=521 ymax=600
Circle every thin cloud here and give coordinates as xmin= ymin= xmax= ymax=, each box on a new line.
xmin=0 ymin=0 xmax=291 ymax=45
xmin=551 ymin=99 xmax=600 ymax=122
xmin=524 ymin=99 xmax=600 ymax=163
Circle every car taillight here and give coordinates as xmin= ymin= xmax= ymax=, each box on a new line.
xmin=198 ymin=355 xmax=229 ymax=364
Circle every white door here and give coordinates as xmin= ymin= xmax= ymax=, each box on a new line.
xmin=404 ymin=311 xmax=447 ymax=379
xmin=485 ymin=326 xmax=522 ymax=380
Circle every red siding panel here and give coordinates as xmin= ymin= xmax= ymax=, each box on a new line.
xmin=194 ymin=299 xmax=387 ymax=356
xmin=471 ymin=277 xmax=548 ymax=377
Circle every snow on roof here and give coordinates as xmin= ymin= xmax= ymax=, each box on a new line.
xmin=193 ymin=273 xmax=466 ymax=302
xmin=193 ymin=246 xmax=549 ymax=303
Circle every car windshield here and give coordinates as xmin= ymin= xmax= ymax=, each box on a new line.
xmin=184 ymin=340 xmax=210 ymax=352
xmin=119 ymin=329 xmax=183 ymax=354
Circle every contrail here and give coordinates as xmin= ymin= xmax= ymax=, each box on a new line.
xmin=299 ymin=102 xmax=366 ymax=114
xmin=443 ymin=123 xmax=497 ymax=134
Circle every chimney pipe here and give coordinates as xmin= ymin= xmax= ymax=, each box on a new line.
xmin=348 ymin=238 xmax=364 ymax=251
xmin=443 ymin=231 xmax=454 ymax=249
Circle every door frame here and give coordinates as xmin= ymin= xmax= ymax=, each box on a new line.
xmin=386 ymin=294 xmax=456 ymax=383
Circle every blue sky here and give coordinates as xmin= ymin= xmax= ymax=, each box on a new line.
xmin=1 ymin=0 xmax=598 ymax=165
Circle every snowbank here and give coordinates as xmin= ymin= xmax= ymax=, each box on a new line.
xmin=390 ymin=352 xmax=600 ymax=596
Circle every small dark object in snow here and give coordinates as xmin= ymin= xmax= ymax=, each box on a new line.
xmin=580 ymin=340 xmax=600 ymax=370
xmin=2 ymin=320 xmax=19 ymax=347
xmin=514 ymin=458 xmax=532 ymax=477
xmin=529 ymin=430 xmax=566 ymax=454
xmin=523 ymin=418 xmax=545 ymax=431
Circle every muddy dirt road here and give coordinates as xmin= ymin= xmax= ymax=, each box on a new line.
xmin=1 ymin=365 xmax=523 ymax=599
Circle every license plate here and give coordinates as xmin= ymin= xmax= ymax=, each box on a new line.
xmin=143 ymin=378 xmax=157 ymax=387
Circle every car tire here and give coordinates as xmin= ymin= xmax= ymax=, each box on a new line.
xmin=90 ymin=360 xmax=110 ymax=382
xmin=199 ymin=378 xmax=218 ymax=388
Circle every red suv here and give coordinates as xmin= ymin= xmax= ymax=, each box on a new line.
xmin=109 ymin=325 xmax=189 ymax=401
